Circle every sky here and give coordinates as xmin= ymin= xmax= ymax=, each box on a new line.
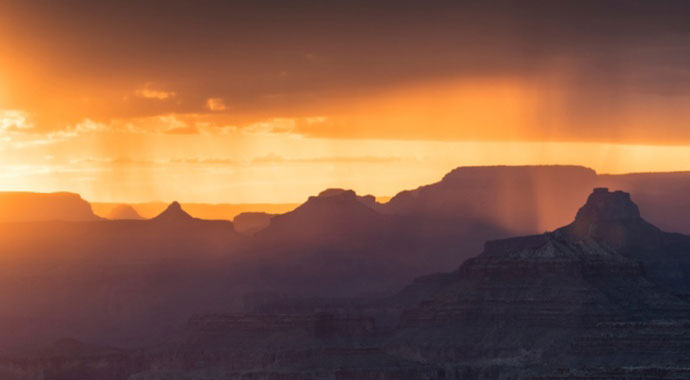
xmin=1 ymin=0 xmax=690 ymax=203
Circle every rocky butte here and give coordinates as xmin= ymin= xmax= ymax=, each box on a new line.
xmin=393 ymin=188 xmax=690 ymax=378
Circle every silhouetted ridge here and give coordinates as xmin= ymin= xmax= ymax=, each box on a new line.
xmin=261 ymin=189 xmax=382 ymax=239
xmin=296 ymin=188 xmax=380 ymax=214
xmin=152 ymin=201 xmax=195 ymax=222
xmin=312 ymin=188 xmax=358 ymax=201
xmin=383 ymin=165 xmax=599 ymax=234
xmin=314 ymin=188 xmax=380 ymax=210
xmin=440 ymin=164 xmax=597 ymax=184
xmin=317 ymin=188 xmax=353 ymax=198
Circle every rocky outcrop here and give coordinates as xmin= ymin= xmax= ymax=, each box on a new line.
xmin=555 ymin=188 xmax=690 ymax=294
xmin=556 ymin=187 xmax=657 ymax=250
xmin=597 ymin=171 xmax=690 ymax=234
xmin=393 ymin=188 xmax=690 ymax=368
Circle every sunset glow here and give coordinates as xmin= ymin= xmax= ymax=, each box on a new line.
xmin=4 ymin=3 xmax=690 ymax=377
xmin=1 ymin=1 xmax=689 ymax=203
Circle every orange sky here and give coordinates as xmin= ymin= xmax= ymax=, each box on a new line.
xmin=1 ymin=1 xmax=690 ymax=203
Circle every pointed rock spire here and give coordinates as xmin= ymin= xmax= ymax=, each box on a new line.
xmin=152 ymin=201 xmax=194 ymax=222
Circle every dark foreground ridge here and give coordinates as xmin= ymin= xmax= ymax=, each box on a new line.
xmin=5 ymin=187 xmax=690 ymax=379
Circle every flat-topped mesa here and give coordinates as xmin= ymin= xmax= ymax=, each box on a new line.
xmin=317 ymin=188 xmax=355 ymax=198
xmin=306 ymin=188 xmax=379 ymax=210
xmin=151 ymin=201 xmax=195 ymax=222
xmin=311 ymin=188 xmax=376 ymax=205
xmin=440 ymin=165 xmax=597 ymax=184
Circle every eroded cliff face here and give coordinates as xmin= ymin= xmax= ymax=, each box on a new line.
xmin=556 ymin=188 xmax=690 ymax=293
xmin=391 ymin=189 xmax=690 ymax=372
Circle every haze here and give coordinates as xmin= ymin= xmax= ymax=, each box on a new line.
xmin=1 ymin=0 xmax=690 ymax=203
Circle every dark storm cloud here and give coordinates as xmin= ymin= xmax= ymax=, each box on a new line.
xmin=2 ymin=0 xmax=690 ymax=139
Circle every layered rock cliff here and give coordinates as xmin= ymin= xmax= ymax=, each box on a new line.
xmin=393 ymin=188 xmax=690 ymax=370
